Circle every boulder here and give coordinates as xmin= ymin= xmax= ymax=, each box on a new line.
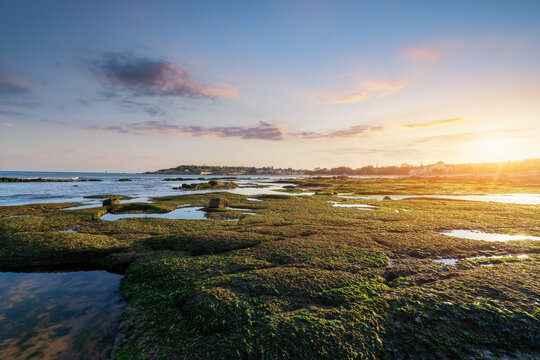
xmin=383 ymin=196 xmax=392 ymax=200
xmin=103 ymin=198 xmax=121 ymax=206
xmin=208 ymin=198 xmax=229 ymax=208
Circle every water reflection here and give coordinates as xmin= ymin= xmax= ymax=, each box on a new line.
xmin=100 ymin=206 xmax=207 ymax=221
xmin=440 ymin=230 xmax=540 ymax=242
xmin=338 ymin=194 xmax=540 ymax=205
xmin=0 ymin=271 xmax=124 ymax=359
xmin=434 ymin=254 xmax=530 ymax=265
xmin=329 ymin=201 xmax=377 ymax=209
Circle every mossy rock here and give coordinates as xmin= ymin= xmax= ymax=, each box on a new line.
xmin=0 ymin=231 xmax=126 ymax=269
xmin=177 ymin=181 xmax=238 ymax=190
xmin=103 ymin=198 xmax=121 ymax=206
xmin=107 ymin=202 xmax=174 ymax=214
xmin=209 ymin=198 xmax=229 ymax=208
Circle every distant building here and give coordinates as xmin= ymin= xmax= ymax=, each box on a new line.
xmin=409 ymin=161 xmax=453 ymax=176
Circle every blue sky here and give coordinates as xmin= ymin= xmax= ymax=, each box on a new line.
xmin=1 ymin=0 xmax=539 ymax=171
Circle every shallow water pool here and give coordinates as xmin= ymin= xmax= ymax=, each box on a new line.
xmin=440 ymin=230 xmax=540 ymax=242
xmin=329 ymin=201 xmax=377 ymax=209
xmin=434 ymin=254 xmax=530 ymax=265
xmin=100 ymin=206 xmax=207 ymax=221
xmin=0 ymin=270 xmax=124 ymax=359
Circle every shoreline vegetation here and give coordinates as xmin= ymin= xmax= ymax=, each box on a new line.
xmin=145 ymin=158 xmax=540 ymax=176
xmin=0 ymin=176 xmax=539 ymax=359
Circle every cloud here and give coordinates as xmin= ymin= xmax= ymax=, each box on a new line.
xmin=324 ymin=92 xmax=368 ymax=104
xmin=41 ymin=119 xmax=66 ymax=125
xmin=402 ymin=117 xmax=465 ymax=129
xmin=120 ymin=99 xmax=167 ymax=117
xmin=372 ymin=80 xmax=408 ymax=95
xmin=0 ymin=109 xmax=25 ymax=117
xmin=295 ymin=125 xmax=384 ymax=140
xmin=90 ymin=52 xmax=238 ymax=99
xmin=88 ymin=120 xmax=384 ymax=141
xmin=400 ymin=46 xmax=442 ymax=60
xmin=89 ymin=121 xmax=284 ymax=140
xmin=322 ymin=146 xmax=417 ymax=157
xmin=413 ymin=127 xmax=540 ymax=146
xmin=1 ymin=122 xmax=13 ymax=127
xmin=0 ymin=75 xmax=31 ymax=96
xmin=322 ymin=80 xmax=408 ymax=105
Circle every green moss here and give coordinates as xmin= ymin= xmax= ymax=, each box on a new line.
xmin=103 ymin=198 xmax=121 ymax=206
xmin=0 ymin=231 xmax=127 ymax=269
xmin=84 ymin=194 xmax=135 ymax=199
xmin=0 ymin=177 xmax=539 ymax=358
xmin=175 ymin=181 xmax=238 ymax=190
xmin=107 ymin=203 xmax=174 ymax=214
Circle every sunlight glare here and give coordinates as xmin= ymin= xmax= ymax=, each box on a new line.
xmin=476 ymin=137 xmax=517 ymax=161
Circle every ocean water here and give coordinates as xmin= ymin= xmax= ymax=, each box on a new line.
xmin=2 ymin=171 xmax=540 ymax=206
xmin=0 ymin=171 xmax=297 ymax=206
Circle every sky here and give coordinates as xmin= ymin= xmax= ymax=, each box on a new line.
xmin=1 ymin=0 xmax=539 ymax=172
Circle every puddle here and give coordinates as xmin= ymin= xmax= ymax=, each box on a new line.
xmin=435 ymin=254 xmax=530 ymax=265
xmin=228 ymin=207 xmax=253 ymax=211
xmin=120 ymin=197 xmax=151 ymax=204
xmin=62 ymin=203 xmax=102 ymax=210
xmin=0 ymin=270 xmax=124 ymax=359
xmin=338 ymin=195 xmax=374 ymax=199
xmin=59 ymin=225 xmax=80 ymax=233
xmin=440 ymin=230 xmax=540 ymax=242
xmin=63 ymin=197 xmax=153 ymax=211
xmin=338 ymin=194 xmax=540 ymax=205
xmin=100 ymin=206 xmax=207 ymax=221
xmin=329 ymin=201 xmax=377 ymax=210
xmin=1 ymin=214 xmax=28 ymax=218
xmin=246 ymin=198 xmax=262 ymax=202
xmin=242 ymin=212 xmax=259 ymax=215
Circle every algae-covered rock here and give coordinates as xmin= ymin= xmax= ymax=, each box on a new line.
xmin=209 ymin=198 xmax=229 ymax=208
xmin=176 ymin=181 xmax=238 ymax=190
xmin=103 ymin=198 xmax=121 ymax=206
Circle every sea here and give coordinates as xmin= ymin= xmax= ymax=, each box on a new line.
xmin=2 ymin=171 xmax=540 ymax=206
xmin=0 ymin=171 xmax=299 ymax=206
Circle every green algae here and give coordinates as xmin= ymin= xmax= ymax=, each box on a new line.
xmin=175 ymin=180 xmax=238 ymax=190
xmin=0 ymin=177 xmax=539 ymax=358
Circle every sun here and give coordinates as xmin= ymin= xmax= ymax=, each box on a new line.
xmin=475 ymin=137 xmax=517 ymax=161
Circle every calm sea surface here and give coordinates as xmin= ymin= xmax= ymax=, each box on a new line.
xmin=1 ymin=171 xmax=540 ymax=205
xmin=0 ymin=171 xmax=298 ymax=206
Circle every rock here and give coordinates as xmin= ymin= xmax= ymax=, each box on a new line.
xmin=208 ymin=198 xmax=229 ymax=208
xmin=382 ymin=270 xmax=398 ymax=282
xmin=103 ymin=198 xmax=121 ymax=206
xmin=383 ymin=196 xmax=392 ymax=200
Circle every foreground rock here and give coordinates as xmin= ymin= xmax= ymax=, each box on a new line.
xmin=208 ymin=198 xmax=229 ymax=208
xmin=175 ymin=181 xmax=238 ymax=190
xmin=103 ymin=198 xmax=121 ymax=206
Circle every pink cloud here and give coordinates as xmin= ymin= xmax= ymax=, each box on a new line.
xmin=400 ymin=46 xmax=442 ymax=60
xmin=0 ymin=75 xmax=31 ymax=95
xmin=324 ymin=92 xmax=368 ymax=104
